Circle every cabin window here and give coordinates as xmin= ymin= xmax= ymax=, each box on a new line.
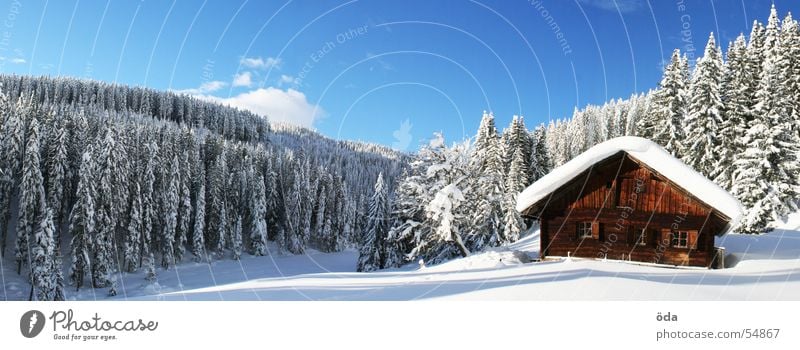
xmin=577 ymin=222 xmax=593 ymax=239
xmin=671 ymin=231 xmax=689 ymax=248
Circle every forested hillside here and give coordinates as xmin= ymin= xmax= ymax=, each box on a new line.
xmin=0 ymin=74 xmax=404 ymax=300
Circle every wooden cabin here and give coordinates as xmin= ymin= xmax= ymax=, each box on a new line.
xmin=516 ymin=137 xmax=743 ymax=268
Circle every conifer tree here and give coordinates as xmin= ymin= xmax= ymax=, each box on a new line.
xmin=716 ymin=35 xmax=751 ymax=190
xmin=357 ymin=172 xmax=388 ymax=272
xmin=232 ymin=215 xmax=243 ymax=260
xmin=469 ymin=112 xmax=507 ymax=249
xmin=647 ymin=49 xmax=689 ymax=157
xmin=683 ymin=33 xmax=725 ymax=177
xmin=192 ymin=167 xmax=207 ymax=261
xmin=175 ymin=151 xmax=192 ymax=262
xmin=15 ymin=118 xmax=46 ymax=274
xmin=30 ymin=209 xmax=56 ymax=301
xmin=124 ymin=182 xmax=143 ymax=272
xmin=161 ymin=155 xmax=179 ymax=268
xmin=68 ymin=148 xmax=95 ymax=291
xmin=250 ymin=173 xmax=268 ymax=256
xmin=46 ymin=119 xmax=69 ymax=244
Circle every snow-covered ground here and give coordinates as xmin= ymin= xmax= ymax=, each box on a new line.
xmin=3 ymin=215 xmax=799 ymax=301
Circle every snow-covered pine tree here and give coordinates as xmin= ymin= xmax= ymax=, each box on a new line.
xmin=209 ymin=146 xmax=228 ymax=256
xmin=284 ymin=163 xmax=305 ymax=254
xmin=0 ymin=92 xmax=17 ymax=258
xmin=426 ymin=179 xmax=470 ymax=258
xmin=746 ymin=20 xmax=766 ymax=120
xmin=505 ymin=146 xmax=529 ymax=195
xmin=124 ymin=182 xmax=143 ymax=272
xmin=501 ymin=116 xmax=532 ymax=177
xmin=140 ymin=142 xmax=157 ymax=269
xmin=161 ymin=155 xmax=179 ymax=268
xmin=647 ymin=49 xmax=689 ymax=157
xmin=175 ymin=151 xmax=192 ymax=262
xmin=683 ymin=33 xmax=725 ymax=178
xmin=502 ymin=193 xmax=525 ymax=244
xmin=192 ymin=166 xmax=207 ymax=261
xmin=15 ymin=117 xmax=46 ymax=275
xmin=231 ymin=214 xmax=242 ymax=260
xmin=45 ymin=118 xmax=69 ymax=245
xmin=68 ymin=148 xmax=95 ymax=291
xmin=30 ymin=208 xmax=56 ymax=301
xmin=250 ymin=173 xmax=268 ymax=256
xmin=716 ymin=35 xmax=751 ymax=190
xmin=528 ymin=125 xmax=550 ymax=182
xmin=731 ymin=115 xmax=782 ymax=233
xmin=357 ymin=172 xmax=389 ymax=272
xmin=216 ymin=202 xmax=228 ymax=256
xmin=468 ymin=112 xmax=508 ymax=250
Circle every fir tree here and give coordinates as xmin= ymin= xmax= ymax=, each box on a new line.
xmin=161 ymin=155 xmax=179 ymax=268
xmin=250 ymin=173 xmax=268 ymax=256
xmin=505 ymin=146 xmax=529 ymax=194
xmin=357 ymin=172 xmax=389 ymax=272
xmin=15 ymin=118 xmax=46 ymax=275
xmin=68 ymin=148 xmax=95 ymax=291
xmin=231 ymin=215 xmax=243 ymax=260
xmin=46 ymin=119 xmax=69 ymax=245
xmin=683 ymin=33 xmax=725 ymax=178
xmin=192 ymin=167 xmax=207 ymax=261
xmin=30 ymin=209 xmax=56 ymax=301
xmin=529 ymin=125 xmax=551 ymax=182
xmin=716 ymin=35 xmax=751 ymax=190
xmin=648 ymin=49 xmax=689 ymax=157
xmin=124 ymin=182 xmax=143 ymax=272
xmin=0 ymin=95 xmax=25 ymax=258
xmin=469 ymin=112 xmax=507 ymax=249
xmin=175 ymin=151 xmax=192 ymax=262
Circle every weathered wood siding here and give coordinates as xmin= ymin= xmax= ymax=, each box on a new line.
xmin=535 ymin=152 xmax=726 ymax=268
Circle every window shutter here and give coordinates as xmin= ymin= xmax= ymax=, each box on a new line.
xmin=591 ymin=221 xmax=600 ymax=239
xmin=688 ymin=230 xmax=698 ymax=249
xmin=661 ymin=229 xmax=671 ymax=246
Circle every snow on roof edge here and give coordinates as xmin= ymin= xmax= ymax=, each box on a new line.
xmin=516 ymin=136 xmax=743 ymax=233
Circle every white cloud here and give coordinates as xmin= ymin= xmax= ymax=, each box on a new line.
xmin=240 ymin=56 xmax=281 ymax=70
xmin=578 ymin=0 xmax=642 ymax=13
xmin=0 ymin=56 xmax=26 ymax=64
xmin=193 ymin=87 xmax=325 ymax=128
xmin=232 ymin=71 xmax=253 ymax=87
xmin=278 ymin=74 xmax=299 ymax=87
xmin=176 ymin=80 xmax=227 ymax=95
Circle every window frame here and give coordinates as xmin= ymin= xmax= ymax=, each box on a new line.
xmin=577 ymin=222 xmax=593 ymax=239
xmin=671 ymin=231 xmax=689 ymax=248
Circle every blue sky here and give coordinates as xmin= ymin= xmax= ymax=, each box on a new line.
xmin=0 ymin=0 xmax=796 ymax=151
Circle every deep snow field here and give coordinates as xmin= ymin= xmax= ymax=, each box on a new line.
xmin=2 ymin=214 xmax=799 ymax=301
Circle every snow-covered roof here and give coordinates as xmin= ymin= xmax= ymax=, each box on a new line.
xmin=516 ymin=136 xmax=743 ymax=231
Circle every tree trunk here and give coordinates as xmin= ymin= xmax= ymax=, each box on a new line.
xmin=453 ymin=233 xmax=470 ymax=258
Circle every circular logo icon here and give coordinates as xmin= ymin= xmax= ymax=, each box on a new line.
xmin=20 ymin=310 xmax=45 ymax=338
